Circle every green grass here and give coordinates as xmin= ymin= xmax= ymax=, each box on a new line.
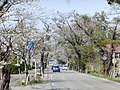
xmin=18 ymin=79 xmax=43 ymax=86
xmin=89 ymin=72 xmax=120 ymax=83
xmin=28 ymin=79 xmax=43 ymax=85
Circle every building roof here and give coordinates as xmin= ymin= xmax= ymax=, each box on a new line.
xmin=106 ymin=44 xmax=120 ymax=53
xmin=114 ymin=45 xmax=120 ymax=53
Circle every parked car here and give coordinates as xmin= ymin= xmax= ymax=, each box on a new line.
xmin=62 ymin=65 xmax=68 ymax=70
xmin=59 ymin=64 xmax=63 ymax=70
xmin=52 ymin=65 xmax=60 ymax=72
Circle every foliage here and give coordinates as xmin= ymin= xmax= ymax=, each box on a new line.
xmin=6 ymin=60 xmax=25 ymax=74
xmin=20 ymin=62 xmax=25 ymax=72
xmin=51 ymin=10 xmax=120 ymax=76
xmin=89 ymin=72 xmax=120 ymax=83
xmin=6 ymin=64 xmax=18 ymax=74
xmin=107 ymin=0 xmax=120 ymax=4
xmin=19 ymin=79 xmax=43 ymax=86
xmin=28 ymin=80 xmax=43 ymax=85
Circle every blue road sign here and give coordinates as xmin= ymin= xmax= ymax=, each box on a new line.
xmin=27 ymin=40 xmax=34 ymax=52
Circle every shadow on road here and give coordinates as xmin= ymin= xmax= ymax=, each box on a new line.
xmin=46 ymin=88 xmax=70 ymax=90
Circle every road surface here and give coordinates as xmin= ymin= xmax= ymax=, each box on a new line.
xmin=11 ymin=69 xmax=120 ymax=90
xmin=48 ymin=70 xmax=120 ymax=90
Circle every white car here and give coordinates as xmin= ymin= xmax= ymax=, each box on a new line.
xmin=62 ymin=65 xmax=68 ymax=70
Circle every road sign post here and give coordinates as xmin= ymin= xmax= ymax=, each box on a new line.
xmin=27 ymin=40 xmax=34 ymax=68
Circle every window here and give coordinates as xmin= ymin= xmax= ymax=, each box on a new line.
xmin=115 ymin=53 xmax=119 ymax=58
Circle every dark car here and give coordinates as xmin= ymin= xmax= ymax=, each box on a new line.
xmin=52 ymin=65 xmax=60 ymax=72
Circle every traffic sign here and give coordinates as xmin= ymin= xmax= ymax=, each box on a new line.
xmin=27 ymin=40 xmax=34 ymax=52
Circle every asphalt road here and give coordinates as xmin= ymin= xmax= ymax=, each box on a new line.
xmin=49 ymin=70 xmax=120 ymax=90
xmin=11 ymin=69 xmax=120 ymax=90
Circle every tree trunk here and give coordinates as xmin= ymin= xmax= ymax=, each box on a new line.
xmin=28 ymin=50 xmax=32 ymax=69
xmin=106 ymin=26 xmax=117 ymax=76
xmin=40 ymin=52 xmax=44 ymax=77
xmin=22 ymin=47 xmax=30 ymax=81
xmin=0 ymin=66 xmax=10 ymax=90
xmin=45 ymin=53 xmax=49 ymax=69
xmin=74 ymin=47 xmax=81 ymax=72
xmin=105 ymin=42 xmax=115 ymax=76
xmin=107 ymin=48 xmax=113 ymax=76
xmin=24 ymin=59 xmax=29 ymax=81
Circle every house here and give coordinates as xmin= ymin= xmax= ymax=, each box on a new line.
xmin=106 ymin=44 xmax=120 ymax=75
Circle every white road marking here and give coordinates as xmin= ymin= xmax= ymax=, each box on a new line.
xmin=51 ymin=83 xmax=55 ymax=86
xmin=50 ymin=74 xmax=55 ymax=87
xmin=51 ymin=74 xmax=52 ymax=80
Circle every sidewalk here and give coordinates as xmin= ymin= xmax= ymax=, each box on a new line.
xmin=10 ymin=69 xmax=52 ymax=90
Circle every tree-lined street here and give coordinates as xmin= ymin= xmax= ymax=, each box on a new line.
xmin=1 ymin=0 xmax=120 ymax=90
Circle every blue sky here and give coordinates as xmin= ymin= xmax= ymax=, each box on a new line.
xmin=42 ymin=0 xmax=111 ymax=15
xmin=24 ymin=0 xmax=112 ymax=30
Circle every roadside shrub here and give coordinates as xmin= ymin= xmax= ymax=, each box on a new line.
xmin=28 ymin=80 xmax=42 ymax=85
xmin=7 ymin=64 xmax=19 ymax=74
xmin=6 ymin=62 xmax=25 ymax=74
xmin=20 ymin=62 xmax=25 ymax=73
